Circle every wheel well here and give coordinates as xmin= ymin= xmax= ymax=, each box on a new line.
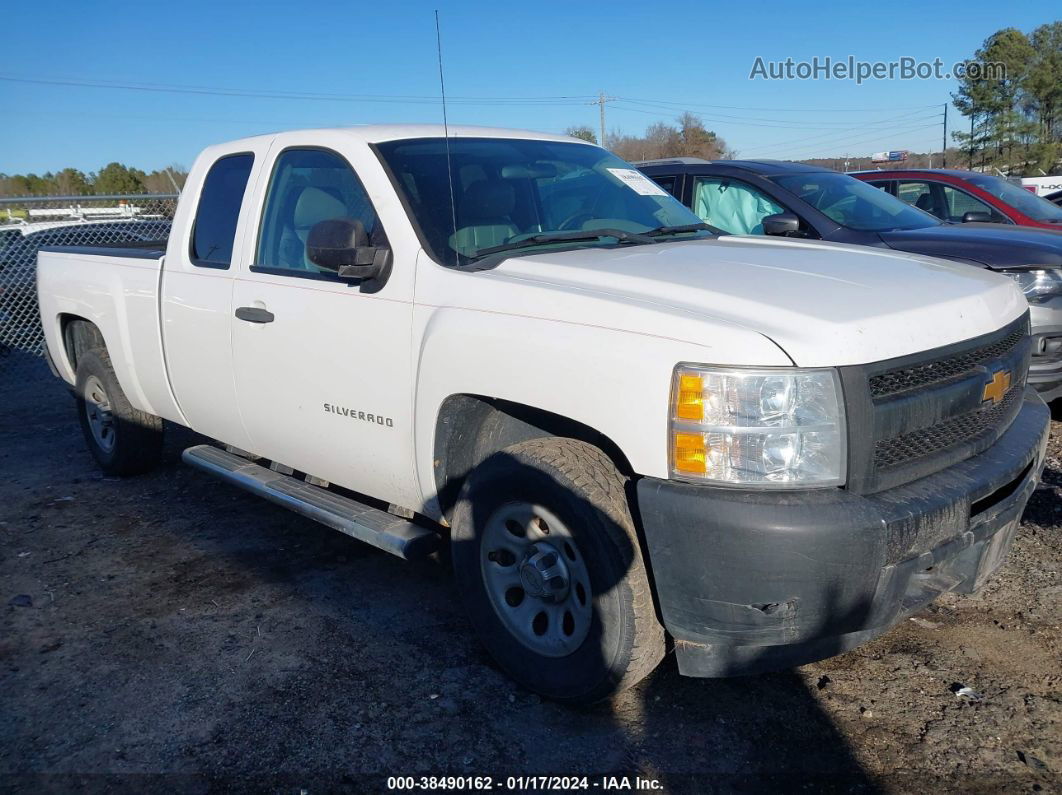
xmin=432 ymin=394 xmax=633 ymax=520
xmin=59 ymin=315 xmax=105 ymax=373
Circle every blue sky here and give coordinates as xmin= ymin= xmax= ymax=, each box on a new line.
xmin=1 ymin=0 xmax=1057 ymax=174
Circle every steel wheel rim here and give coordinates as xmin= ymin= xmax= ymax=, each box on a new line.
xmin=84 ymin=375 xmax=116 ymax=453
xmin=480 ymin=502 xmax=593 ymax=658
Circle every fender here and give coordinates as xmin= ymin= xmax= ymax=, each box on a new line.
xmin=411 ymin=297 xmax=791 ymax=518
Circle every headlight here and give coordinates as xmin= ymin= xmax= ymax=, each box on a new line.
xmin=669 ymin=366 xmax=846 ymax=487
xmin=1001 ymin=268 xmax=1062 ymax=304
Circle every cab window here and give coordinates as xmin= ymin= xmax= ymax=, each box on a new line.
xmin=190 ymin=153 xmax=254 ymax=268
xmin=895 ymin=179 xmax=1007 ymax=223
xmin=941 ymin=184 xmax=1008 ymax=223
xmin=255 ymin=148 xmax=385 ymax=275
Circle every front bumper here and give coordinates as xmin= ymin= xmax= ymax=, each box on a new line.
xmin=636 ymin=388 xmax=1049 ymax=678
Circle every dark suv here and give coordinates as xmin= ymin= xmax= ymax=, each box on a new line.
xmin=636 ymin=158 xmax=1062 ymax=402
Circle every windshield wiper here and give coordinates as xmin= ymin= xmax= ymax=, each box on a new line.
xmin=473 ymin=228 xmax=654 ymax=258
xmin=645 ymin=222 xmax=716 ymax=237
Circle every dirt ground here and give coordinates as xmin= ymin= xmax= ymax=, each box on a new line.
xmin=1 ymin=363 xmax=1059 ymax=793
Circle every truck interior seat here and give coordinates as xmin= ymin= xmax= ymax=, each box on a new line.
xmin=280 ymin=186 xmax=348 ymax=270
xmin=450 ymin=179 xmax=519 ymax=256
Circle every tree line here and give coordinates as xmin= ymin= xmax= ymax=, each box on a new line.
xmin=952 ymin=21 xmax=1062 ymax=174
xmin=0 ymin=162 xmax=188 ymax=197
xmin=566 ymin=112 xmax=732 ymax=162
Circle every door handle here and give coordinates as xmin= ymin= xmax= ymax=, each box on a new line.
xmin=235 ymin=306 xmax=275 ymax=324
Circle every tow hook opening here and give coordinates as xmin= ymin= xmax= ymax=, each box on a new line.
xmin=750 ymin=600 xmax=797 ymax=617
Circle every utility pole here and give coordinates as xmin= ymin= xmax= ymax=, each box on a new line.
xmin=942 ymin=103 xmax=948 ymax=168
xmin=589 ymin=91 xmax=615 ymax=147
xmin=599 ymin=91 xmax=606 ymax=148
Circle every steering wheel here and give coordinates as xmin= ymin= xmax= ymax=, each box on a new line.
xmin=558 ymin=212 xmax=595 ymax=231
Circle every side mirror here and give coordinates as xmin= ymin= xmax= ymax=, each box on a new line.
xmin=306 ymin=218 xmax=390 ymax=280
xmin=762 ymin=212 xmax=803 ymax=237
xmin=961 ymin=211 xmax=993 ymax=223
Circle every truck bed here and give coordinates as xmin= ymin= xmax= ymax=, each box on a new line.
xmin=39 ymin=241 xmax=167 ymax=259
xmin=36 ymin=246 xmax=183 ymax=426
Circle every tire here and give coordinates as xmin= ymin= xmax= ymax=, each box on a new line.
xmin=75 ymin=347 xmax=164 ymax=476
xmin=451 ymin=437 xmax=664 ymax=703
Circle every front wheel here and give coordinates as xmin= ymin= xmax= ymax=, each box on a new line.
xmin=75 ymin=347 xmax=164 ymax=475
xmin=451 ymin=438 xmax=664 ymax=703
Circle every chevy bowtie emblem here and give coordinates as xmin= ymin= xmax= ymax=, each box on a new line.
xmin=982 ymin=369 xmax=1012 ymax=406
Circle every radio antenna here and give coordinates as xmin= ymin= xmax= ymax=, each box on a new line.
xmin=435 ymin=10 xmax=460 ymax=264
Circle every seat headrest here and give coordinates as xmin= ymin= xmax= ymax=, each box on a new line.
xmin=915 ymin=193 xmax=934 ymax=211
xmin=461 ymin=180 xmax=516 ymax=218
xmin=294 ymin=186 xmax=348 ymax=230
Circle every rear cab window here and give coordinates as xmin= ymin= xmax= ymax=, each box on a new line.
xmin=190 ymin=153 xmax=255 ymax=268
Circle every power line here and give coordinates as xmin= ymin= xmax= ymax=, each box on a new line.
xmin=0 ymin=73 xmax=947 ymax=117
xmin=615 ymin=95 xmax=942 ymax=113
xmin=734 ymin=111 xmax=946 ymax=154
xmin=611 ymin=100 xmax=941 ymax=130
xmin=613 ymin=97 xmax=941 ymax=126
xmin=605 ymin=100 xmax=942 ymax=157
xmin=749 ymin=123 xmax=943 ymax=159
xmin=0 ymin=74 xmax=594 ymax=106
xmin=591 ymin=93 xmax=944 ymax=161
xmin=763 ymin=122 xmax=944 ymax=160
xmin=2 ymin=71 xmax=954 ymax=162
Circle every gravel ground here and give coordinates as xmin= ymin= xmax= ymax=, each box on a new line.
xmin=1 ymin=364 xmax=1059 ymax=792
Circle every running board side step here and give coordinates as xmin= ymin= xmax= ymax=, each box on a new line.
xmin=181 ymin=445 xmax=439 ymax=560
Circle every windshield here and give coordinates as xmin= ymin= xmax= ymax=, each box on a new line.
xmin=375 ymin=137 xmax=708 ymax=265
xmin=772 ymin=172 xmax=939 ymax=231
xmin=965 ymin=174 xmax=1062 ymax=223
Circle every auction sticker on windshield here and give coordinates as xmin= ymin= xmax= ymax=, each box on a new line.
xmin=606 ymin=168 xmax=669 ymax=196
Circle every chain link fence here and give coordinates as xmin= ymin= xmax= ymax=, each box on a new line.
xmin=0 ymin=194 xmax=177 ymax=376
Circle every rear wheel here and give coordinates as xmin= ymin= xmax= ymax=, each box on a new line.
xmin=75 ymin=347 xmax=163 ymax=475
xmin=452 ymin=438 xmax=664 ymax=703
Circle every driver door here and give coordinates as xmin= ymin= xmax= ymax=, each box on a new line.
xmin=230 ymin=144 xmax=419 ymax=509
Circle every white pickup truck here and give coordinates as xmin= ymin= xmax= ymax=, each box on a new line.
xmin=38 ymin=125 xmax=1050 ymax=702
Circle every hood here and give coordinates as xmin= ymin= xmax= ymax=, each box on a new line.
xmin=485 ymin=236 xmax=1027 ymax=367
xmin=879 ymin=222 xmax=1062 ymax=268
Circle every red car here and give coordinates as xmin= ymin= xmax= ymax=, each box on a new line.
xmin=852 ymin=168 xmax=1062 ymax=230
